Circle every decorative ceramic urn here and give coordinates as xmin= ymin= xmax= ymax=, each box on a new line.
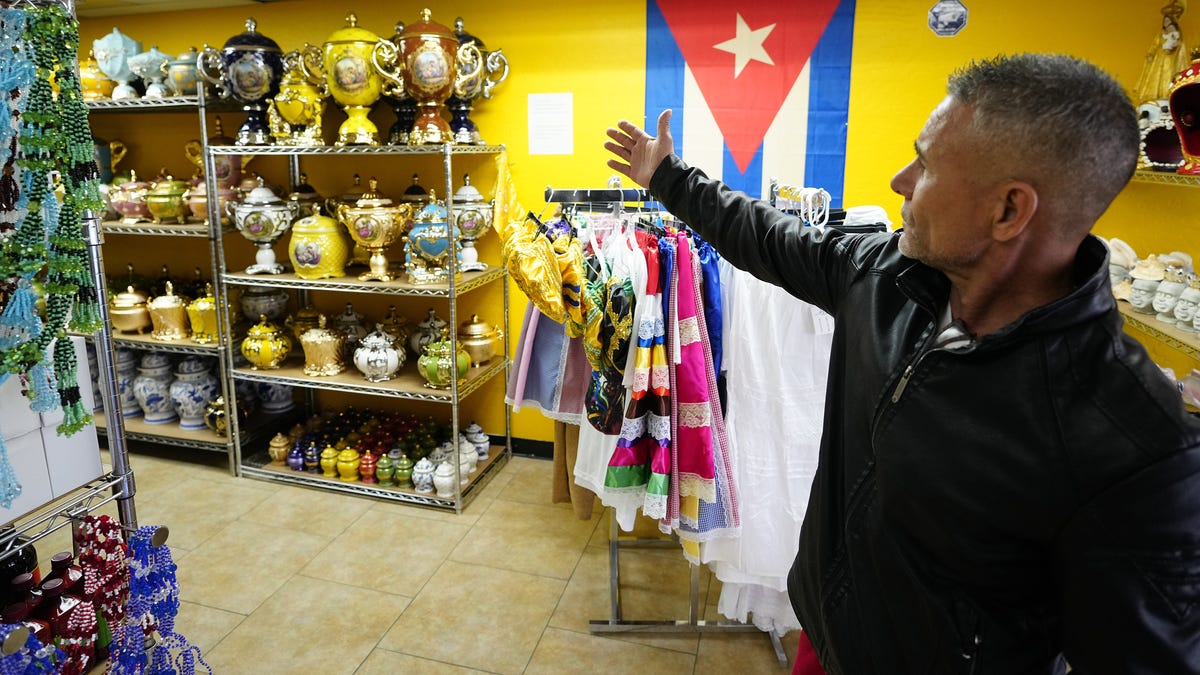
xmin=228 ymin=177 xmax=301 ymax=274
xmin=298 ymin=316 xmax=346 ymax=377
xmin=197 ymin=18 xmax=285 ymax=145
xmin=148 ymin=281 xmax=190 ymax=341
xmin=241 ymin=314 xmax=293 ymax=369
xmin=353 ymin=324 xmax=405 ymax=382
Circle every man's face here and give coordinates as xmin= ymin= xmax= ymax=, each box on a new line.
xmin=891 ymin=97 xmax=995 ymax=274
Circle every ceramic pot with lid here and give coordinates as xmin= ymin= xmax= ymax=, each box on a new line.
xmin=110 ymin=171 xmax=153 ymax=224
xmin=416 ymin=328 xmax=470 ymax=389
xmin=353 ymin=324 xmax=405 ymax=382
xmin=148 ymin=281 xmax=190 ymax=341
xmin=228 ymin=176 xmax=301 ymax=274
xmin=457 ymin=314 xmax=502 ymax=367
xmin=241 ymin=314 xmax=293 ymax=369
xmin=186 ymin=283 xmax=219 ymax=344
xmin=110 ymin=286 xmax=152 ymax=334
xmin=197 ymin=18 xmax=285 ymax=145
xmin=288 ymin=207 xmax=349 ymax=280
xmin=239 ymin=285 xmax=289 ymax=322
xmin=168 ymin=47 xmax=200 ymax=96
xmin=145 ymin=173 xmax=189 ymax=225
xmin=285 ymin=305 xmax=325 ymax=340
xmin=298 ymin=316 xmax=346 ymax=377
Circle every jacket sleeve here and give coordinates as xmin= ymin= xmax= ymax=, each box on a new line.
xmin=648 ymin=154 xmax=875 ymax=314
xmin=1054 ymin=446 xmax=1200 ymax=674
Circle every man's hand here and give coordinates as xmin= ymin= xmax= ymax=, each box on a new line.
xmin=605 ymin=109 xmax=674 ymax=188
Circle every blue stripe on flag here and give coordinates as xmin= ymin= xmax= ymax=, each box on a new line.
xmin=806 ymin=0 xmax=856 ymax=208
xmin=646 ymin=1 xmax=685 ymax=159
xmin=723 ymin=147 xmax=762 ymax=198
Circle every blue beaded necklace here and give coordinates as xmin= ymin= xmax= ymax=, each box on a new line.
xmin=0 ymin=621 xmax=65 ymax=675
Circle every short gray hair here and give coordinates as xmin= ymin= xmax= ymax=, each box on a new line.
xmin=947 ymin=54 xmax=1139 ymax=229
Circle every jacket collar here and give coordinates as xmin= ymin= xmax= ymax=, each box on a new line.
xmin=891 ymin=233 xmax=1114 ymax=343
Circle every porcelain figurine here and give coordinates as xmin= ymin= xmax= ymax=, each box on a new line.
xmin=353 ymin=324 xmax=405 ymax=382
xmin=168 ymin=47 xmax=200 ymax=96
xmin=93 ymin=28 xmax=141 ymax=100
xmin=409 ymin=308 xmax=447 ymax=357
xmin=333 ymin=302 xmax=368 ymax=360
xmin=417 ymin=329 xmax=470 ymax=389
xmin=229 ymin=177 xmax=301 ymax=274
xmin=304 ymin=14 xmax=384 ymax=146
xmin=411 ymin=456 xmax=435 ymax=493
xmin=116 ymin=348 xmax=141 ymax=418
xmin=198 ymin=18 xmax=285 ymax=145
xmin=1130 ymin=278 xmax=1161 ymax=314
xmin=168 ymin=358 xmax=219 ymax=431
xmin=1154 ymin=266 xmax=1188 ymax=324
xmin=255 ymin=381 xmax=294 ymax=413
xmin=288 ymin=207 xmax=349 ymax=280
xmin=433 ymin=461 xmax=457 ymax=498
xmin=269 ymin=47 xmax=328 ymax=146
xmin=128 ymin=46 xmax=171 ymax=98
xmin=145 ymin=174 xmax=189 ymax=224
xmin=299 ymin=316 xmax=346 ymax=377
xmin=372 ymin=9 xmax=483 ymax=145
xmin=241 ymin=314 xmax=293 ymax=369
xmin=133 ymin=352 xmax=177 ymax=424
xmin=110 ymin=286 xmax=152 ymax=334
xmin=457 ymin=314 xmax=502 ymax=367
xmin=239 ymin=285 xmax=290 ymax=322
xmin=451 ymin=174 xmax=493 ymax=271
xmin=148 ymin=281 xmax=190 ymax=341
xmin=335 ymin=178 xmax=415 ymax=282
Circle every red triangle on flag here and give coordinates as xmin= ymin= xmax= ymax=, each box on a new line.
xmin=656 ymin=0 xmax=841 ymax=172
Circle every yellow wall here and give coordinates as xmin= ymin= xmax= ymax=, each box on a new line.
xmin=82 ymin=0 xmax=1200 ymax=440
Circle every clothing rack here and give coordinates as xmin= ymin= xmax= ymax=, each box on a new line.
xmin=0 ymin=0 xmax=138 ymax=566
xmin=544 ymin=186 xmax=788 ymax=665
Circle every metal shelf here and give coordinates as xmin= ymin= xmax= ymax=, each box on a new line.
xmin=73 ymin=331 xmax=221 ymax=356
xmin=207 ymin=144 xmax=504 ymax=156
xmin=85 ymin=96 xmax=200 ymax=112
xmin=101 ymin=220 xmax=210 ymax=237
xmin=231 ymin=357 xmax=507 ymax=402
xmin=222 ymin=266 xmax=505 ymax=297
xmin=1118 ymin=302 xmax=1200 ymax=360
xmin=95 ymin=408 xmax=290 ymax=452
xmin=1130 ymin=170 xmax=1200 ymax=187
xmin=239 ymin=445 xmax=509 ymax=510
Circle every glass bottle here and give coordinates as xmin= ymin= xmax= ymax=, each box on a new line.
xmin=44 ymin=552 xmax=83 ymax=598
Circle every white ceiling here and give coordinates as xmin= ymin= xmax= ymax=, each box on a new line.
xmin=77 ymin=0 xmax=284 ymax=18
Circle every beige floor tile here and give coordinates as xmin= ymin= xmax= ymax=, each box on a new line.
xmin=493 ymin=456 xmax=572 ymax=509
xmin=239 ymin=483 xmax=375 ymax=538
xmin=172 ymin=600 xmax=245 ymax=655
xmin=450 ymin=499 xmax=600 ymax=579
xmin=382 ymin=560 xmax=564 ymax=675
xmin=356 ymin=650 xmax=491 ymax=674
xmin=203 ymin=575 xmax=409 ymax=675
xmin=175 ymin=519 xmax=330 ymax=614
xmin=367 ymin=489 xmax=492 ymax=527
xmin=131 ymin=476 xmax=274 ymax=550
xmin=525 ymin=626 xmax=695 ymax=675
xmin=549 ymin=545 xmax=705 ymax=654
xmin=694 ymin=628 xmax=797 ymax=673
xmin=301 ymin=509 xmax=471 ymax=595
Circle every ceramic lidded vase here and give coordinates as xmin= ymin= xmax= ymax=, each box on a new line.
xmin=353 ymin=324 xmax=404 ymax=382
xmin=269 ymin=47 xmax=328 ymax=147
xmin=198 ymin=18 xmax=285 ymax=145
xmin=335 ymin=178 xmax=415 ymax=282
xmin=148 ymin=281 xmax=190 ymax=342
xmin=464 ymin=420 xmax=489 ymax=460
xmin=287 ymin=174 xmax=324 ymax=219
xmin=116 ymin=348 xmax=141 ymax=418
xmin=228 ymin=177 xmax=301 ymax=275
xmin=411 ymin=456 xmax=435 ymax=493
xmin=241 ymin=314 xmax=293 ymax=369
xmin=285 ymin=305 xmax=325 ymax=340
xmin=457 ymin=314 xmax=502 ymax=367
xmin=288 ymin=206 xmax=349 ymax=280
xmin=451 ymin=174 xmax=493 ymax=271
xmin=393 ymin=453 xmax=414 ymax=488
xmin=404 ymin=193 xmax=460 ymax=285
xmin=336 ymin=446 xmax=361 ymax=482
xmin=299 ymin=316 xmax=346 ymax=377
xmin=417 ymin=328 xmax=471 ymax=390
xmin=408 ymin=307 xmax=447 ymax=357
xmin=110 ymin=171 xmax=153 ymax=224
xmin=256 ymin=381 xmax=294 ymax=413
xmin=306 ymin=13 xmax=385 ymax=146
xmin=93 ymin=28 xmax=141 ymax=100
xmin=133 ymin=352 xmax=177 ymax=424
xmin=168 ymin=357 xmax=219 ymax=431
xmin=379 ymin=305 xmax=412 ymax=352
xmin=168 ymin=47 xmax=200 ymax=96
xmin=186 ymin=283 xmax=220 ymax=344
xmin=333 ymin=302 xmax=368 ymax=360
xmin=433 ymin=461 xmax=457 ymax=498
xmin=145 ymin=174 xmax=189 ymax=225
xmin=110 ymin=286 xmax=152 ymax=334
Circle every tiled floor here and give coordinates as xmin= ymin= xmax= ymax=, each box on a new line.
xmin=36 ymin=445 xmax=799 ymax=674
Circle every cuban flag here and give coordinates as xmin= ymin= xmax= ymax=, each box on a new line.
xmin=646 ymin=0 xmax=855 ymax=204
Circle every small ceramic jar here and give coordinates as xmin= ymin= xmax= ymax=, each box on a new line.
xmin=241 ymin=315 xmax=293 ymax=370
xmin=457 ymin=314 xmax=502 ymax=367
xmin=336 ymin=447 xmax=361 ymax=482
xmin=148 ymin=281 xmax=190 ymax=341
xmin=408 ymin=307 xmax=447 ymax=357
xmin=333 ymin=302 xmax=368 ymax=360
xmin=353 ymin=324 xmax=404 ymax=382
xmin=433 ymin=461 xmax=457 ymax=498
xmin=168 ymin=47 xmax=200 ymax=96
xmin=145 ymin=174 xmax=189 ymax=224
xmin=110 ymin=171 xmax=153 ymax=224
xmin=299 ymin=316 xmax=346 ymax=377
xmin=267 ymin=432 xmax=290 ymax=464
xmin=320 ymin=445 xmax=339 ymax=478
xmin=288 ymin=208 xmax=350 ymax=280
xmin=417 ymin=329 xmax=470 ymax=390
xmin=239 ymin=285 xmax=290 ymax=322
xmin=110 ymin=286 xmax=152 ymax=334
xmin=411 ymin=457 xmax=435 ymax=493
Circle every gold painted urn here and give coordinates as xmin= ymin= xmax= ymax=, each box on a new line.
xmin=110 ymin=286 xmax=152 ymax=334
xmin=241 ymin=314 xmax=293 ymax=369
xmin=148 ymin=281 xmax=190 ymax=341
xmin=298 ymin=316 xmax=346 ymax=377
xmin=269 ymin=46 xmax=327 ymax=146
xmin=145 ymin=173 xmax=189 ymax=225
xmin=372 ymin=8 xmax=483 ymax=145
xmin=304 ymin=13 xmax=385 ymax=146
xmin=186 ymin=283 xmax=220 ymax=344
xmin=335 ymin=178 xmax=415 ymax=282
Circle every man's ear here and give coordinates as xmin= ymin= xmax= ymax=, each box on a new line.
xmin=992 ymin=181 xmax=1038 ymax=242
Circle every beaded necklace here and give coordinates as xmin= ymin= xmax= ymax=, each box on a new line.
xmin=0 ymin=621 xmax=64 ymax=675
xmin=0 ymin=8 xmax=33 ymax=234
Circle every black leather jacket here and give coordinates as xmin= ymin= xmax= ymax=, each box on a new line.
xmin=650 ymin=155 xmax=1200 ymax=674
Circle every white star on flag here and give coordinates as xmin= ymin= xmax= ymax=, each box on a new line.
xmin=713 ymin=13 xmax=776 ymax=78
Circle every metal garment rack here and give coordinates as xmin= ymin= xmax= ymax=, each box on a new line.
xmin=0 ymin=0 xmax=140 ymax=567
xmin=544 ymin=187 xmax=787 ymax=664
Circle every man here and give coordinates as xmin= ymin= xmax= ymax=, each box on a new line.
xmin=605 ymin=53 xmax=1200 ymax=673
